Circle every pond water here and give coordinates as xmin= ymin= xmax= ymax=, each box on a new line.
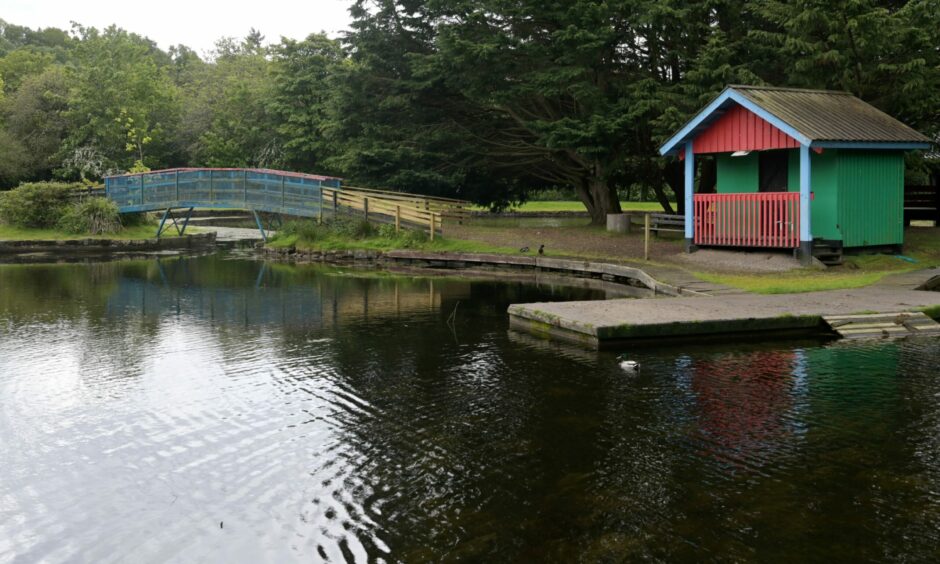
xmin=1 ymin=253 xmax=939 ymax=562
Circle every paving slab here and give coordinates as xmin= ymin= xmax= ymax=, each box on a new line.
xmin=508 ymin=267 xmax=940 ymax=348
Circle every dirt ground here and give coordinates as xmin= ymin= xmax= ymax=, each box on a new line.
xmin=448 ymin=218 xmax=685 ymax=264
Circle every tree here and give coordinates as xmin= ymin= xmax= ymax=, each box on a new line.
xmin=269 ymin=34 xmax=344 ymax=173
xmin=2 ymin=66 xmax=71 ymax=181
xmin=62 ymin=25 xmax=180 ymax=175
xmin=180 ymin=34 xmax=278 ymax=167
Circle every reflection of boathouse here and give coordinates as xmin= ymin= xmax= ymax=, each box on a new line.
xmin=685 ymin=350 xmax=804 ymax=468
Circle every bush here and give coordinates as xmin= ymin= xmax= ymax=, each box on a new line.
xmin=332 ymin=217 xmax=375 ymax=239
xmin=0 ymin=182 xmax=81 ymax=228
xmin=57 ymin=198 xmax=122 ymax=235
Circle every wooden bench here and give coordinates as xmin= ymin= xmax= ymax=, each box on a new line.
xmin=649 ymin=213 xmax=685 ymax=236
xmin=905 ymin=184 xmax=940 ymax=225
xmin=628 ymin=212 xmax=686 ymax=236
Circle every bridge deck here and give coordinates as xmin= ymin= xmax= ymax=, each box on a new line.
xmin=105 ymin=168 xmax=341 ymax=218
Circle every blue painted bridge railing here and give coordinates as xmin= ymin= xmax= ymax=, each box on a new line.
xmin=104 ymin=168 xmax=342 ymax=239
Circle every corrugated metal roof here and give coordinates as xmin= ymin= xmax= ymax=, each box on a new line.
xmin=730 ymin=85 xmax=931 ymax=143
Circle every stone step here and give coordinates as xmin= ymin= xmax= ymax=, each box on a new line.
xmin=823 ymin=312 xmax=940 ymax=339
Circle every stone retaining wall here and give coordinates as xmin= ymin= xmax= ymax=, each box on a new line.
xmin=259 ymin=246 xmax=702 ymax=297
xmin=0 ymin=232 xmax=217 ymax=255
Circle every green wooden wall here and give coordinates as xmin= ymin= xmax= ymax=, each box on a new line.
xmin=837 ymin=151 xmax=905 ymax=247
xmin=714 ymin=149 xmax=905 ymax=246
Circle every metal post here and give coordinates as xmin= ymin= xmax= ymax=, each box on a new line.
xmin=252 ymin=209 xmax=268 ymax=242
xmin=139 ymin=173 xmax=145 ymax=206
xmin=156 ymin=208 xmax=171 ymax=238
xmin=684 ymin=141 xmax=695 ymax=252
xmin=178 ymin=207 xmax=194 ymax=236
xmin=243 ymin=170 xmax=248 ymax=206
xmin=175 ymin=170 xmax=180 ymax=202
xmin=644 ymin=213 xmax=650 ymax=261
xmin=395 ymin=205 xmax=401 ymax=233
xmin=318 ymin=186 xmax=323 ymax=225
xmin=281 ymin=176 xmax=286 ymax=212
xmin=209 ymin=169 xmax=214 ymax=204
xmin=798 ymin=144 xmax=814 ymax=264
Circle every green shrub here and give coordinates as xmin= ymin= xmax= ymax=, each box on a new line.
xmin=0 ymin=182 xmax=81 ymax=228
xmin=57 ymin=197 xmax=122 ymax=235
xmin=332 ymin=217 xmax=375 ymax=239
xmin=120 ymin=212 xmax=149 ymax=227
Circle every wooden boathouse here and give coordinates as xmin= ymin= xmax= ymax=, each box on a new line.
xmin=658 ymin=85 xmax=933 ymax=264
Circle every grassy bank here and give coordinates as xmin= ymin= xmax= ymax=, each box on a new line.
xmin=0 ymin=224 xmax=184 ymax=241
xmin=693 ymin=228 xmax=940 ymax=294
xmin=267 ymin=219 xmax=515 ymax=254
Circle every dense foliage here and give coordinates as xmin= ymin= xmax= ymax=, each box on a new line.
xmin=0 ymin=2 xmax=938 ymax=221
xmin=0 ymin=181 xmax=78 ymax=228
xmin=0 ymin=181 xmax=123 ymax=234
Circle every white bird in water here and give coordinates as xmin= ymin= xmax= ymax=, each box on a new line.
xmin=618 ymin=356 xmax=640 ymax=372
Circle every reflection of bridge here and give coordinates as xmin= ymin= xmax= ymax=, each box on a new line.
xmin=106 ymin=258 xmax=471 ymax=329
xmin=105 ymin=168 xmax=341 ymax=239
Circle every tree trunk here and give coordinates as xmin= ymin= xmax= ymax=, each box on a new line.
xmin=575 ymin=177 xmax=622 ymax=225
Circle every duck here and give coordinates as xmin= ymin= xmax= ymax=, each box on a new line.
xmin=538 ymin=244 xmax=545 ymax=255
xmin=618 ymin=355 xmax=640 ymax=372
xmin=520 ymin=246 xmax=529 ymax=253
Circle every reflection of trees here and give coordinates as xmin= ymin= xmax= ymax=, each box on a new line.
xmin=1 ymin=255 xmax=620 ymax=560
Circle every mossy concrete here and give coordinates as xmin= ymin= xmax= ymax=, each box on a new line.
xmin=509 ymin=267 xmax=940 ymax=349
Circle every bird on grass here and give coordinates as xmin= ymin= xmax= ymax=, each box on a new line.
xmin=538 ymin=244 xmax=544 ymax=255
xmin=519 ymin=246 xmax=529 ymax=253
xmin=617 ymin=355 xmax=640 ymax=372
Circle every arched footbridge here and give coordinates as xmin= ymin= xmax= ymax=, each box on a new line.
xmin=104 ymin=168 xmax=469 ymax=240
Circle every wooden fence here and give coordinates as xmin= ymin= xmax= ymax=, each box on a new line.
xmin=321 ymin=186 xmax=471 ymax=239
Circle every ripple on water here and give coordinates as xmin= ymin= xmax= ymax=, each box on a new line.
xmin=2 ymin=257 xmax=940 ymax=562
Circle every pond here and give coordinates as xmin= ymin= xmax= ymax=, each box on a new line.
xmin=1 ymin=253 xmax=939 ymax=562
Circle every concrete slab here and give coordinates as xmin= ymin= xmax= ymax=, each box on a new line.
xmin=508 ymin=267 xmax=940 ymax=348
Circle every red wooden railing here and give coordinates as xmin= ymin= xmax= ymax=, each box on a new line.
xmin=694 ymin=192 xmax=800 ymax=248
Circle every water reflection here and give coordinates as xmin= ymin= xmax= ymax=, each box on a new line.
xmin=1 ymin=255 xmax=939 ymax=562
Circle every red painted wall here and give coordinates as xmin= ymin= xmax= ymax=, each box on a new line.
xmin=693 ymin=104 xmax=799 ymax=154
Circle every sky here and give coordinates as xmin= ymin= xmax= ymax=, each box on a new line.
xmin=3 ymin=0 xmax=354 ymax=56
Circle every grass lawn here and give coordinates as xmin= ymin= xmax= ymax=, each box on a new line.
xmin=0 ymin=224 xmax=185 ymax=240
xmin=268 ymin=231 xmax=517 ymax=255
xmin=692 ymin=227 xmax=940 ymax=294
xmin=473 ymin=201 xmax=671 ymax=213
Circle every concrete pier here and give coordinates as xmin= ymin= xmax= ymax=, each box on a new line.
xmin=508 ymin=268 xmax=940 ymax=349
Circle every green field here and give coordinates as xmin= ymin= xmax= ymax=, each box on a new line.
xmin=473 ymin=201 xmax=670 ymax=213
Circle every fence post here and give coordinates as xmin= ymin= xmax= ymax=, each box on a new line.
xmin=363 ymin=197 xmax=369 ymax=222
xmin=318 ymin=187 xmax=323 ymax=225
xmin=281 ymin=176 xmax=286 ymax=211
xmin=429 ymin=213 xmax=435 ymax=241
xmin=175 ymin=170 xmax=180 ymax=202
xmin=395 ymin=205 xmax=401 ymax=233
xmin=243 ymin=170 xmax=248 ymax=205
xmin=139 ymin=173 xmax=144 ymax=206
xmin=644 ymin=213 xmax=650 ymax=261
xmin=209 ymin=169 xmax=214 ymax=203
xmin=333 ymin=191 xmax=338 ymax=219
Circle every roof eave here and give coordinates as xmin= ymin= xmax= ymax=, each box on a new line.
xmin=810 ymin=141 xmax=933 ymax=150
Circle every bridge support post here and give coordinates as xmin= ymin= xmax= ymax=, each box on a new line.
xmin=252 ymin=210 xmax=268 ymax=243
xmin=155 ymin=207 xmax=194 ymax=238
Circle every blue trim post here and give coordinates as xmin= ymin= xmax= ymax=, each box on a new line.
xmin=156 ymin=208 xmax=171 ymax=238
xmin=684 ymin=141 xmax=696 ymax=253
xmin=252 ymin=209 xmax=268 ymax=242
xmin=799 ymin=144 xmax=813 ymax=264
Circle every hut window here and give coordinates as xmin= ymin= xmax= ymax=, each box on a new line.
xmin=758 ymin=150 xmax=789 ymax=192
